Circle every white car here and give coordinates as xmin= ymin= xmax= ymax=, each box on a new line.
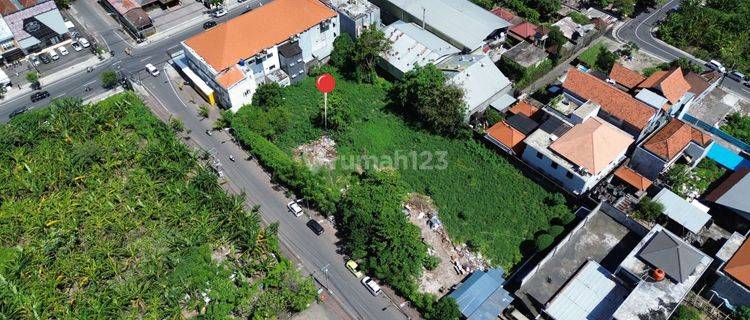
xmin=213 ymin=7 xmax=227 ymax=17
xmin=71 ymin=41 xmax=83 ymax=51
xmin=707 ymin=59 xmax=727 ymax=73
xmin=78 ymin=37 xmax=90 ymax=48
xmin=361 ymin=277 xmax=382 ymax=296
xmin=287 ymin=200 xmax=303 ymax=217
xmin=58 ymin=46 xmax=69 ymax=56
xmin=49 ymin=50 xmax=59 ymax=60
xmin=145 ymin=63 xmax=160 ymax=77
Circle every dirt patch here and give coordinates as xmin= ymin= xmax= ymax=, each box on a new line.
xmin=404 ymin=194 xmax=489 ymax=297
xmin=294 ymin=136 xmax=337 ymax=170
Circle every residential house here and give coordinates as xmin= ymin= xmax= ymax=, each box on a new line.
xmin=102 ymin=0 xmax=156 ymax=40
xmin=522 ymin=113 xmax=634 ymax=195
xmin=637 ymin=67 xmax=693 ymax=116
xmin=370 ymin=0 xmax=510 ymax=52
xmin=709 ymin=232 xmax=750 ymax=309
xmin=612 ymin=165 xmax=653 ymax=194
xmin=180 ymin=0 xmax=339 ymax=112
xmin=552 ymin=16 xmax=594 ymax=44
xmin=326 ymin=0 xmax=380 ymax=38
xmin=436 ymin=54 xmax=513 ymax=120
xmin=0 ymin=0 xmax=69 ymax=57
xmin=629 ymin=118 xmax=713 ymax=180
xmin=490 ymin=7 xmax=524 ymax=26
xmin=378 ymin=20 xmax=459 ymax=78
xmin=584 ymin=7 xmax=617 ymax=24
xmin=561 ymin=68 xmax=659 ymax=140
xmin=680 ymin=70 xmax=721 ymax=117
xmin=608 ymin=63 xmax=645 ymax=92
xmin=502 ymin=41 xmax=548 ymax=69
xmin=705 ymin=167 xmax=750 ymax=221
xmin=485 ymin=107 xmax=540 ymax=156
xmin=508 ymin=21 xmax=547 ymax=43
xmin=450 ymin=268 xmax=514 ymax=320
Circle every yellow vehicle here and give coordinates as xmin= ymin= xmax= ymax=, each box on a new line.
xmin=346 ymin=260 xmax=364 ymax=278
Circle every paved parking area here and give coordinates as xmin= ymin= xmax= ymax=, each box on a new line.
xmin=0 ymin=41 xmax=98 ymax=89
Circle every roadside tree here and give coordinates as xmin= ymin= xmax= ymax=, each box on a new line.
xmin=100 ymin=70 xmax=118 ymax=89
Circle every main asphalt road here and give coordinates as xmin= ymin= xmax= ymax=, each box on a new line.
xmin=612 ymin=0 xmax=750 ymax=99
xmin=0 ymin=1 xmax=405 ymax=319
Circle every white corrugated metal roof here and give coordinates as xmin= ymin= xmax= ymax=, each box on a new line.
xmin=545 ymin=260 xmax=629 ymax=320
xmin=380 ymin=21 xmax=459 ymax=75
xmin=0 ymin=17 xmax=12 ymax=42
xmin=654 ymin=188 xmax=711 ymax=234
xmin=439 ymin=54 xmax=511 ymax=114
xmin=635 ymin=89 xmax=668 ymax=110
xmin=378 ymin=0 xmax=509 ymax=50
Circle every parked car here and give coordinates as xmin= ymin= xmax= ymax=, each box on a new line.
xmin=49 ymin=50 xmax=59 ymax=60
xmin=71 ymin=41 xmax=83 ymax=51
xmin=287 ymin=200 xmax=304 ymax=217
xmin=78 ymin=37 xmax=90 ymax=48
xmin=728 ymin=71 xmax=746 ymax=82
xmin=39 ymin=53 xmax=51 ymax=64
xmin=9 ymin=106 xmax=29 ymax=118
xmin=361 ymin=276 xmax=382 ymax=296
xmin=145 ymin=63 xmax=160 ymax=76
xmin=213 ymin=7 xmax=227 ymax=17
xmin=31 ymin=81 xmax=42 ymax=91
xmin=58 ymin=46 xmax=69 ymax=56
xmin=346 ymin=260 xmax=364 ymax=278
xmin=306 ymin=219 xmax=324 ymax=235
xmin=30 ymin=91 xmax=50 ymax=102
xmin=29 ymin=55 xmax=40 ymax=66
xmin=203 ymin=20 xmax=217 ymax=29
xmin=707 ymin=59 xmax=727 ymax=73
xmin=744 ymin=81 xmax=750 ymax=88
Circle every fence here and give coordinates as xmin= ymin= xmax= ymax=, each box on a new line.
xmin=682 ymin=113 xmax=750 ymax=153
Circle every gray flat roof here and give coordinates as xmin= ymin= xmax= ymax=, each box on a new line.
xmin=545 ymin=261 xmax=630 ymax=320
xmin=516 ymin=208 xmax=641 ymax=316
xmin=653 ymin=188 xmax=711 ymax=234
xmin=375 ymin=0 xmax=509 ymax=50
xmin=635 ymin=89 xmax=668 ymax=110
xmin=439 ymin=54 xmax=511 ymax=113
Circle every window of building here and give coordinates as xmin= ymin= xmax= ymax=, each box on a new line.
xmin=551 ymin=162 xmax=558 ymax=169
xmin=268 ymin=65 xmax=276 ymax=70
xmin=536 ymin=151 xmax=543 ymax=159
xmin=566 ymin=172 xmax=574 ymax=179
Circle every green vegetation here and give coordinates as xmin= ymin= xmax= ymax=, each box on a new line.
xmin=253 ymin=82 xmax=285 ymax=110
xmin=666 ymin=160 xmax=727 ymax=197
xmin=595 ymin=47 xmax=619 ymax=72
xmin=568 ymin=11 xmax=591 ymax=24
xmin=672 ymin=305 xmax=703 ymax=320
xmin=498 ymin=56 xmax=555 ymax=89
xmin=590 ymin=0 xmax=636 ymax=16
xmin=736 ymin=305 xmax=750 ymax=320
xmin=198 ymin=105 xmax=210 ymax=119
xmin=483 ymin=108 xmax=505 ymax=127
xmin=470 ymin=0 xmax=559 ymax=23
xmin=393 ymin=64 xmax=469 ymax=137
xmin=25 ymin=72 xmax=38 ymax=84
xmin=330 ymin=33 xmax=355 ymax=72
xmin=329 ymin=28 xmax=390 ymax=83
xmin=0 ymin=94 xmax=317 ymax=319
xmin=644 ymin=58 xmax=703 ymax=77
xmin=578 ymin=42 xmax=607 ymax=68
xmin=658 ymin=0 xmax=750 ymax=73
xmin=100 ymin=69 xmax=118 ymax=89
xmin=633 ymin=197 xmax=666 ymax=223
xmin=534 ymin=234 xmax=554 ymax=251
xmin=722 ymin=113 xmax=750 ymax=145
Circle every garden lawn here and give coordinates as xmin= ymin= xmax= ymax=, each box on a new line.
xmin=578 ymin=42 xmax=606 ymax=68
xmin=272 ymin=76 xmax=568 ymax=267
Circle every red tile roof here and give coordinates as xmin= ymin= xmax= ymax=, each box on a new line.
xmin=0 ymin=0 xmax=41 ymax=15
xmin=563 ymin=68 xmax=656 ymax=130
xmin=486 ymin=121 xmax=526 ymax=152
xmin=184 ymin=0 xmax=336 ymax=72
xmin=216 ymin=66 xmax=245 ymax=89
xmin=509 ymin=22 xmax=542 ymax=40
xmin=550 ymin=117 xmax=634 ymax=174
xmin=508 ymin=101 xmax=539 ymax=118
xmin=491 ymin=7 xmax=517 ymax=22
xmin=684 ymin=72 xmax=711 ymax=96
xmin=724 ymin=238 xmax=750 ymax=289
xmin=608 ymin=63 xmax=645 ymax=89
xmin=642 ymin=119 xmax=712 ymax=161
xmin=614 ymin=165 xmax=652 ymax=191
xmin=639 ymin=68 xmax=691 ymax=104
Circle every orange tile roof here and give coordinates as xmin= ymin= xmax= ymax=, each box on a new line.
xmin=563 ymin=68 xmax=656 ymax=130
xmin=550 ymin=117 xmax=634 ymax=174
xmin=608 ymin=63 xmax=645 ymax=89
xmin=639 ymin=68 xmax=691 ymax=104
xmin=509 ymin=22 xmax=540 ymax=39
xmin=508 ymin=101 xmax=539 ymax=118
xmin=725 ymin=238 xmax=750 ymax=288
xmin=183 ymin=0 xmax=336 ymax=72
xmin=216 ymin=65 xmax=245 ymax=89
xmin=491 ymin=8 xmax=517 ymax=22
xmin=614 ymin=165 xmax=652 ymax=191
xmin=642 ymin=119 xmax=712 ymax=161
xmin=486 ymin=121 xmax=526 ymax=150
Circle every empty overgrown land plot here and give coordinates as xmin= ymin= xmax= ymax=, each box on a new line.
xmin=274 ymin=76 xmax=571 ymax=268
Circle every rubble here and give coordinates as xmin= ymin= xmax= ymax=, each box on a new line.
xmin=294 ymin=136 xmax=337 ymax=170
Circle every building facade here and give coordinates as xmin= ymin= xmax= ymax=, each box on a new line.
xmin=0 ymin=0 xmax=69 ymax=61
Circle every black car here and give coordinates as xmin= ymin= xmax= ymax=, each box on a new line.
xmin=203 ymin=21 xmax=217 ymax=29
xmin=39 ymin=53 xmax=51 ymax=64
xmin=31 ymin=81 xmax=42 ymax=91
xmin=30 ymin=90 xmax=50 ymax=102
xmin=9 ymin=106 xmax=29 ymax=118
xmin=307 ymin=219 xmax=325 ymax=235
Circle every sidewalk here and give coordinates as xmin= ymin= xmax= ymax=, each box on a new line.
xmin=0 ymin=53 xmax=111 ymax=102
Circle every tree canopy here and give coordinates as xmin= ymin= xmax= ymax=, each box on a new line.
xmin=253 ymin=82 xmax=285 ymax=110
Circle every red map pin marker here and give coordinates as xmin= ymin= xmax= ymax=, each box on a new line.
xmin=316 ymin=73 xmax=336 ymax=93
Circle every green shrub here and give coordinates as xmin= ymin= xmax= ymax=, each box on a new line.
xmin=548 ymin=225 xmax=565 ymax=238
xmin=672 ymin=305 xmax=703 ymax=320
xmin=535 ymin=233 xmax=554 ymax=251
xmin=633 ymin=197 xmax=665 ymax=223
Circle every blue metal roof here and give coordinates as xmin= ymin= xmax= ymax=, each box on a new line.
xmin=450 ymin=268 xmax=513 ymax=320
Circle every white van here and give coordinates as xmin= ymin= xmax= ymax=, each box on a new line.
xmin=145 ymin=63 xmax=160 ymax=76
xmin=707 ymin=59 xmax=727 ymax=73
xmin=49 ymin=49 xmax=59 ymax=60
xmin=361 ymin=277 xmax=382 ymax=296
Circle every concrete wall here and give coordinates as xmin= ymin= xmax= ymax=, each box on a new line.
xmin=338 ymin=6 xmax=380 ymax=38
xmin=226 ymin=76 xmax=257 ymax=112
xmin=298 ymin=16 xmax=339 ymax=63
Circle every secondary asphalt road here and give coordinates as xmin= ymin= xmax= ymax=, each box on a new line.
xmin=612 ymin=0 xmax=750 ymax=99
xmin=0 ymin=1 xmax=405 ymax=319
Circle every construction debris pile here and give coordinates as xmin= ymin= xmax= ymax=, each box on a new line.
xmin=293 ymin=135 xmax=337 ymax=170
xmin=404 ymin=194 xmax=489 ymax=296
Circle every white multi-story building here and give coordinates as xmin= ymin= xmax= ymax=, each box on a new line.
xmin=180 ymin=0 xmax=339 ymax=112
